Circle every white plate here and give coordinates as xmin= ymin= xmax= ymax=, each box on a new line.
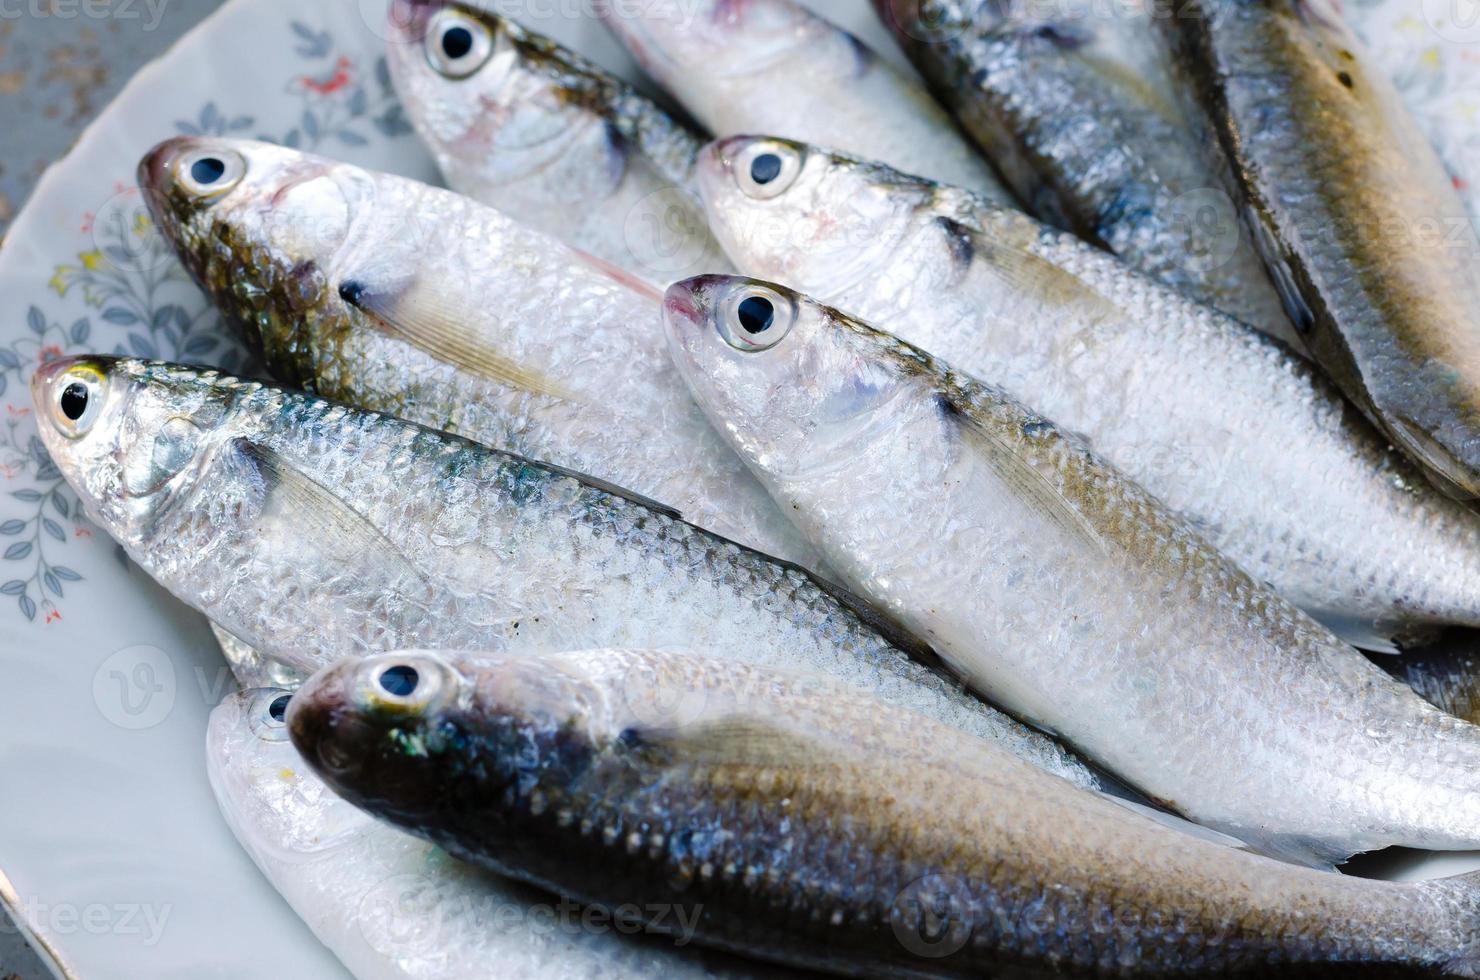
xmin=0 ymin=0 xmax=1476 ymax=976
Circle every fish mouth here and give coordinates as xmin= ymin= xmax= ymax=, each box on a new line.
xmin=137 ymin=135 xmax=192 ymax=227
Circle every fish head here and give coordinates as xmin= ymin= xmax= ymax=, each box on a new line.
xmin=207 ymin=687 xmax=370 ymax=862
xmin=600 ymin=0 xmax=829 ymax=89
xmin=664 ymin=274 xmax=913 ymax=481
xmin=386 ymin=2 xmax=613 ymax=191
xmin=32 ymin=355 xmax=243 ymax=547
xmin=288 ymin=650 xmax=611 ymax=831
xmin=138 ymin=136 xmax=370 ymax=386
xmin=697 ymin=135 xmax=929 ymax=295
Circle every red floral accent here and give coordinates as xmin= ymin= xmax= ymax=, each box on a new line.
xmin=1456 ymin=176 xmax=1470 ymax=193
xmin=44 ymin=610 xmax=61 ymax=624
xmin=38 ymin=345 xmax=64 ymax=364
xmin=302 ymin=56 xmax=353 ymax=95
xmin=80 ymin=212 xmax=95 ymax=235
xmin=6 ymin=405 xmax=29 ymax=417
xmin=74 ymin=528 xmax=92 ymax=539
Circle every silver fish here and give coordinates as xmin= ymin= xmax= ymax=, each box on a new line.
xmin=207 ymin=685 xmax=770 ymax=979
xmin=1166 ymin=0 xmax=1480 ymax=500
xmin=385 ymin=1 xmax=729 ymax=283
xmin=664 ymin=272 xmax=1480 ymax=865
xmin=599 ymin=0 xmax=1012 ymax=205
xmin=874 ymin=0 xmax=1298 ymax=344
xmin=290 ymin=647 xmax=1480 ymax=976
xmin=137 ymin=135 xmax=814 ymax=568
xmin=695 ymin=134 xmax=1480 ymax=654
xmin=32 ymin=354 xmax=1094 ymax=787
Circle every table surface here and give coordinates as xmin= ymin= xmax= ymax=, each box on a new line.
xmin=0 ymin=5 xmax=225 ymax=971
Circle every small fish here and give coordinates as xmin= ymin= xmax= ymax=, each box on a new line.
xmin=663 ymin=272 xmax=1480 ymax=865
xmin=385 ymin=1 xmax=729 ymax=282
xmin=874 ymin=0 xmax=1298 ymax=343
xmin=207 ymin=685 xmax=770 ymax=979
xmin=695 ymin=135 xmax=1480 ymax=654
xmin=599 ymin=0 xmax=1012 ymax=205
xmin=1166 ymin=0 xmax=1480 ymax=500
xmin=290 ymin=647 xmax=1480 ymax=977
xmin=32 ymin=354 xmax=1094 ymax=787
xmin=137 ymin=135 xmax=813 ymax=568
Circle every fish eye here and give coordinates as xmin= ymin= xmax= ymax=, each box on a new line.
xmin=249 ymin=688 xmax=294 ymax=742
xmin=733 ymin=140 xmax=802 ymax=199
xmin=174 ymin=148 xmax=246 ymax=200
xmin=379 ymin=664 xmax=418 ymax=697
xmin=717 ymin=284 xmax=796 ymax=352
xmin=358 ymin=653 xmax=459 ymax=717
xmin=425 ymin=9 xmax=494 ymax=79
xmin=47 ymin=364 xmax=107 ymax=438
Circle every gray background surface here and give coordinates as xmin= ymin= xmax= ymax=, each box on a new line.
xmin=0 ymin=4 xmax=225 ymax=971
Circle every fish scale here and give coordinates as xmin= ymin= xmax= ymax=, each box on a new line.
xmin=695 ymin=137 xmax=1480 ymax=653
xmin=31 ymin=355 xmax=1095 ymax=789
xmin=384 ymin=0 xmax=728 ymax=283
xmin=598 ymin=0 xmax=1012 ymax=205
xmin=138 ymin=135 xmax=818 ymax=570
xmin=289 ymin=648 xmax=1480 ymax=978
xmin=874 ymin=0 xmax=1297 ymax=345
xmin=1164 ymin=0 xmax=1480 ymax=502
xmin=206 ymin=686 xmax=775 ymax=979
xmin=663 ymin=273 xmax=1480 ymax=866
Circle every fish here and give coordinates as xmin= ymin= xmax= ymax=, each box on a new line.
xmin=662 ymin=272 xmax=1480 ymax=866
xmin=598 ymin=0 xmax=1012 ymax=206
xmin=1380 ymin=632 xmax=1480 ymax=727
xmin=694 ymin=134 xmax=1480 ymax=654
xmin=873 ymin=0 xmax=1298 ymax=344
xmin=384 ymin=0 xmax=729 ymax=283
xmin=31 ymin=354 xmax=1095 ymax=787
xmin=207 ymin=685 xmax=773 ymax=979
xmin=1164 ymin=0 xmax=1480 ymax=500
xmin=289 ymin=647 xmax=1480 ymax=977
xmin=136 ymin=135 xmax=815 ymax=569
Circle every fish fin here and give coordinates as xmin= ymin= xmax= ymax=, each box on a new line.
xmin=336 ymin=278 xmax=579 ymax=403
xmin=944 ymin=397 xmax=1106 ymax=554
xmin=228 ymin=438 xmax=428 ymax=589
xmin=1314 ymin=611 xmax=1401 ymax=654
xmin=210 ymin=622 xmax=306 ymax=689
xmin=502 ymin=452 xmax=682 ymax=522
xmin=1384 ymin=413 xmax=1480 ymax=502
xmin=972 ymin=234 xmax=1126 ymax=325
xmin=1237 ymin=832 xmax=1342 ymax=871
xmin=1099 ymin=795 xmax=1254 ymax=851
xmin=619 ymin=715 xmax=853 ymax=770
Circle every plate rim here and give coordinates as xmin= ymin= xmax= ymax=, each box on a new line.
xmin=0 ymin=1 xmax=252 ymax=974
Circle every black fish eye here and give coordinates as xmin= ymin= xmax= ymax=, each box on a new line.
xmin=379 ymin=664 xmax=419 ymax=697
xmin=190 ymin=156 xmax=227 ymax=185
xmin=737 ymin=295 xmax=775 ymax=335
xmin=268 ymin=694 xmax=290 ymax=722
xmin=60 ymin=382 xmax=89 ymax=421
xmin=749 ymin=153 xmax=782 ymax=186
xmin=441 ymin=25 xmax=474 ymax=59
